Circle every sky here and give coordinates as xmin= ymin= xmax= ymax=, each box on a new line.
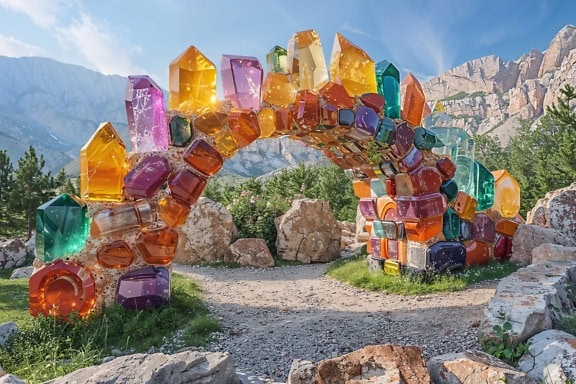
xmin=0 ymin=0 xmax=575 ymax=90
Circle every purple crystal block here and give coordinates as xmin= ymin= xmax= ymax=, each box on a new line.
xmin=124 ymin=155 xmax=171 ymax=199
xmin=426 ymin=241 xmax=466 ymax=273
xmin=472 ymin=213 xmax=496 ymax=243
xmin=125 ymin=75 xmax=168 ymax=153
xmin=116 ymin=266 xmax=170 ymax=310
xmin=354 ymin=106 xmax=380 ymax=136
xmin=221 ymin=55 xmax=263 ymax=110
xmin=397 ymin=147 xmax=423 ymax=173
xmin=396 ymin=193 xmax=447 ymax=221
xmin=370 ymin=236 xmax=382 ymax=258
xmin=390 ymin=122 xmax=414 ymax=157
xmin=359 ymin=198 xmax=377 ymax=220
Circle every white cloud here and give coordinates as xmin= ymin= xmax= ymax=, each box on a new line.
xmin=0 ymin=0 xmax=68 ymax=28
xmin=340 ymin=22 xmax=376 ymax=39
xmin=57 ymin=12 xmax=145 ymax=76
xmin=0 ymin=34 xmax=47 ymax=57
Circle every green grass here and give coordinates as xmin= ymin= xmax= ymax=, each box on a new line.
xmin=558 ymin=313 xmax=576 ymax=336
xmin=326 ymin=255 xmax=520 ymax=295
xmin=0 ymin=272 xmax=221 ymax=383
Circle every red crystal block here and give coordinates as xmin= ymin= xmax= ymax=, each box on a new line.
xmin=124 ymin=155 xmax=171 ymax=199
xmin=294 ymin=90 xmax=320 ymax=131
xmin=221 ymin=55 xmax=263 ymax=110
xmin=401 ymin=73 xmax=425 ymax=126
xmin=360 ymin=93 xmax=385 ymax=113
xmin=168 ymin=169 xmax=207 ymax=205
xmin=29 ymin=259 xmax=95 ymax=318
xmin=436 ymin=157 xmax=456 ymax=181
xmin=320 ymin=102 xmax=338 ymax=128
xmin=385 ymin=179 xmax=396 ymax=197
xmin=275 ymin=108 xmax=294 ymax=134
xmin=494 ymin=234 xmax=513 ymax=261
xmin=471 ymin=213 xmax=496 ymax=243
xmin=136 ymin=224 xmax=179 ymax=265
xmin=116 ymin=267 xmax=170 ymax=310
xmin=319 ymin=82 xmax=354 ymax=109
xmin=465 ymin=241 xmax=490 ymax=267
xmin=97 ymin=240 xmax=135 ymax=269
xmin=397 ymin=147 xmax=423 ymax=173
xmin=228 ymin=109 xmax=261 ymax=147
xmin=396 ymin=193 xmax=447 ymax=221
xmin=183 ymin=138 xmax=223 ymax=177
xmin=389 ymin=122 xmax=414 ymax=157
xmin=395 ymin=166 xmax=442 ymax=196
xmin=359 ymin=198 xmax=378 ymax=220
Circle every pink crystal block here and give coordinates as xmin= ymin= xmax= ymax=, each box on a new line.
xmin=359 ymin=198 xmax=377 ymax=220
xmin=124 ymin=155 xmax=171 ymax=199
xmin=370 ymin=237 xmax=382 ymax=258
xmin=396 ymin=193 xmax=447 ymax=221
xmin=221 ymin=55 xmax=263 ymax=110
xmin=472 ymin=213 xmax=496 ymax=243
xmin=125 ymin=75 xmax=168 ymax=152
xmin=115 ymin=267 xmax=170 ymax=310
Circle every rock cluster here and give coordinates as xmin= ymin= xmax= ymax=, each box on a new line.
xmin=0 ymin=239 xmax=27 ymax=269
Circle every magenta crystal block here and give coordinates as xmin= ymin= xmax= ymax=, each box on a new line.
xmin=359 ymin=198 xmax=377 ymax=220
xmin=370 ymin=236 xmax=382 ymax=258
xmin=124 ymin=155 xmax=171 ymax=199
xmin=354 ymin=106 xmax=380 ymax=136
xmin=221 ymin=55 xmax=263 ymax=110
xmin=494 ymin=234 xmax=513 ymax=260
xmin=115 ymin=266 xmax=170 ymax=310
xmin=472 ymin=213 xmax=496 ymax=243
xmin=390 ymin=122 xmax=414 ymax=157
xmin=397 ymin=147 xmax=423 ymax=173
xmin=396 ymin=193 xmax=447 ymax=221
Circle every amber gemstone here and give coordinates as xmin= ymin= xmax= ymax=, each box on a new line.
xmin=193 ymin=111 xmax=228 ymax=136
xmin=275 ymin=108 xmax=294 ymax=134
xmin=97 ymin=240 xmax=135 ymax=269
xmin=453 ymin=191 xmax=478 ymax=221
xmin=395 ymin=166 xmax=442 ymax=196
xmin=495 ymin=218 xmax=519 ymax=237
xmin=287 ymin=29 xmax=329 ymax=90
xmin=353 ymin=180 xmax=372 ymax=198
xmin=227 ymin=109 xmax=260 ymax=148
xmin=183 ymin=138 xmax=223 ymax=177
xmin=168 ymin=169 xmax=207 ymax=205
xmin=400 ymin=73 xmax=426 ymax=126
xmin=492 ymin=170 xmax=521 ymax=218
xmin=257 ymin=108 xmax=276 ymax=138
xmin=262 ymin=73 xmax=297 ymax=106
xmin=213 ymin=129 xmax=240 ymax=158
xmin=329 ymin=33 xmax=377 ymax=96
xmin=436 ymin=157 xmax=456 ymax=181
xmin=294 ymin=90 xmax=320 ymax=131
xmin=465 ymin=241 xmax=490 ymax=267
xmin=158 ymin=196 xmax=191 ymax=228
xmin=404 ymin=216 xmax=443 ymax=242
xmin=360 ymin=93 xmax=385 ymax=113
xmin=136 ymin=224 xmax=178 ymax=265
xmin=319 ymin=82 xmax=354 ymax=108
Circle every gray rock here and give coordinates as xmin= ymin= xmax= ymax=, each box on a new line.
xmin=24 ymin=234 xmax=35 ymax=260
xmin=0 ymin=322 xmax=17 ymax=347
xmin=517 ymin=329 xmax=576 ymax=383
xmin=287 ymin=359 xmax=317 ymax=384
xmin=46 ymin=350 xmax=238 ymax=384
xmin=236 ymin=371 xmax=264 ymax=384
xmin=224 ymin=239 xmax=274 ymax=268
xmin=0 ymin=374 xmax=25 ymax=384
xmin=10 ymin=266 xmax=33 ymax=279
xmin=0 ymin=239 xmax=26 ymax=269
xmin=511 ymin=224 xmax=575 ymax=266
xmin=532 ymin=243 xmax=576 ymax=264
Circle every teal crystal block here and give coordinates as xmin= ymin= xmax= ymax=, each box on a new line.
xmin=440 ymin=179 xmax=459 ymax=202
xmin=36 ymin=193 xmax=89 ymax=262
xmin=414 ymin=127 xmax=444 ymax=150
xmin=169 ymin=115 xmax=192 ymax=147
xmin=375 ymin=60 xmax=400 ymax=119
xmin=453 ymin=156 xmax=495 ymax=211
xmin=442 ymin=208 xmax=461 ymax=241
xmin=375 ymin=117 xmax=394 ymax=144
xmin=370 ymin=179 xmax=387 ymax=197
xmin=429 ymin=125 xmax=475 ymax=160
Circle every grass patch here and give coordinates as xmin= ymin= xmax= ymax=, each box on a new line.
xmin=0 ymin=272 xmax=220 ymax=383
xmin=0 ymin=268 xmax=31 ymax=327
xmin=558 ymin=313 xmax=576 ymax=336
xmin=326 ymin=255 xmax=520 ymax=295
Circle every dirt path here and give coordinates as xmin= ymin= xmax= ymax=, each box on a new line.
xmin=173 ymin=263 xmax=497 ymax=382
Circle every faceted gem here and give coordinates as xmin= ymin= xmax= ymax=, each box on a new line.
xmin=472 ymin=213 xmax=496 ymax=243
xmin=376 ymin=60 xmax=401 ymax=119
xmin=221 ymin=55 xmax=263 ymax=110
xmin=432 ymin=100 xmax=446 ymax=112
xmin=262 ymin=73 xmax=297 ymax=106
xmin=193 ymin=111 xmax=228 ymax=136
xmin=169 ymin=46 xmax=217 ymax=114
xmin=338 ymin=109 xmax=355 ymax=126
xmin=294 ymin=90 xmax=320 ymax=131
xmin=228 ymin=109 xmax=261 ymax=148
xmin=169 ymin=115 xmax=192 ymax=147
xmin=36 ymin=194 xmax=88 ymax=262
xmin=414 ymin=127 xmax=443 ymax=150
xmin=492 ymin=170 xmax=521 ymax=218
xmin=354 ymin=106 xmax=380 ymax=136
xmin=329 ymin=33 xmax=377 ymax=96
xmin=375 ymin=118 xmax=394 ymax=144
xmin=379 ymin=162 xmax=398 ymax=178
xmin=353 ymin=180 xmax=371 ymax=198
xmin=494 ymin=235 xmax=513 ymax=261
xmin=370 ymin=179 xmax=386 ymax=197
xmin=453 ymin=191 xmax=478 ymax=221
xmin=29 ymin=260 xmax=95 ymax=318
xmin=443 ymin=208 xmax=461 ymax=241
xmin=397 ymin=147 xmax=423 ymax=173
xmin=80 ymin=122 xmax=127 ymax=202
xmin=287 ymin=30 xmax=329 ymax=91
xmin=116 ymin=267 xmax=170 ymax=310
xmin=168 ymin=169 xmax=207 ymax=205
xmin=454 ymin=156 xmax=495 ymax=211
xmin=460 ymin=220 xmax=473 ymax=241
xmin=436 ymin=157 xmax=456 ymax=181
xmin=125 ymin=75 xmax=168 ymax=153
xmin=320 ymin=103 xmax=338 ymax=128
xmin=275 ymin=108 xmax=294 ymax=134
xmin=404 ymin=216 xmax=443 ymax=241
xmin=400 ymin=73 xmax=426 ymax=127
xmin=213 ymin=129 xmax=239 ymax=158
xmin=385 ymin=179 xmax=397 ymax=197
xmin=258 ymin=108 xmax=277 ymax=138
xmin=440 ymin=179 xmax=459 ymax=202
xmin=389 ymin=122 xmax=414 ymax=157
xmin=495 ymin=218 xmax=519 ymax=237
xmin=465 ymin=241 xmax=490 ymax=267
xmin=319 ymin=82 xmax=354 ymax=109
xmin=97 ymin=240 xmax=134 ymax=269
xmin=370 ymin=237 xmax=385 ymax=259
xmin=396 ymin=193 xmax=447 ymax=221
xmin=426 ymin=241 xmax=466 ymax=273
xmin=267 ymin=45 xmax=288 ymax=73
xmin=430 ymin=126 xmax=474 ymax=159
xmin=183 ymin=139 xmax=223 ymax=177
xmin=136 ymin=224 xmax=178 ymax=265
xmin=395 ymin=166 xmax=442 ymax=196
xmin=124 ymin=155 xmax=171 ymax=199
xmin=158 ymin=196 xmax=191 ymax=228
xmin=91 ymin=201 xmax=153 ymax=238
xmin=360 ymin=93 xmax=385 ymax=113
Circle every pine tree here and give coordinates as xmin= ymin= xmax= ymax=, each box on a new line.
xmin=0 ymin=150 xmax=15 ymax=236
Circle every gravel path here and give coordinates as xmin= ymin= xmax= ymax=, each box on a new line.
xmin=173 ymin=262 xmax=497 ymax=383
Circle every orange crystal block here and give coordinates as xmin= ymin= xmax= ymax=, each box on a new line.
xmin=465 ymin=241 xmax=490 ymax=267
xmin=329 ymin=33 xmax=377 ymax=96
xmin=294 ymin=90 xmax=319 ymax=131
xmin=29 ymin=259 xmax=96 ymax=318
xmin=158 ymin=196 xmax=191 ymax=228
xmin=183 ymin=138 xmax=223 ymax=177
xmin=353 ymin=180 xmax=371 ymax=198
xmin=376 ymin=196 xmax=396 ymax=220
xmin=404 ymin=216 xmax=443 ymax=242
xmin=492 ymin=170 xmax=521 ymax=218
xmin=401 ymin=73 xmax=426 ymax=127
xmin=319 ymin=82 xmax=354 ymax=109
xmin=80 ymin=122 xmax=127 ymax=202
xmin=453 ymin=191 xmax=478 ymax=221
xmin=258 ymin=108 xmax=276 ymax=138
xmin=193 ymin=111 xmax=228 ymax=136
xmin=97 ymin=240 xmax=135 ymax=269
xmin=169 ymin=46 xmax=217 ymax=114
xmin=213 ymin=129 xmax=239 ymax=158
xmin=495 ymin=218 xmax=519 ymax=237
xmin=287 ymin=29 xmax=329 ymax=91
xmin=136 ymin=224 xmax=178 ymax=265
xmin=228 ymin=109 xmax=261 ymax=148
xmin=262 ymin=73 xmax=296 ymax=106
xmin=275 ymin=108 xmax=294 ymax=134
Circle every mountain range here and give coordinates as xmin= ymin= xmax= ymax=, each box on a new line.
xmin=0 ymin=24 xmax=575 ymax=176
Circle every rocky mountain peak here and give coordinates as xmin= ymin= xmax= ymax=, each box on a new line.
xmin=538 ymin=24 xmax=576 ymax=76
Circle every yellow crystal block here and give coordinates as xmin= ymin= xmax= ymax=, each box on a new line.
xmin=258 ymin=108 xmax=276 ymax=138
xmin=262 ymin=73 xmax=296 ymax=106
xmin=432 ymin=100 xmax=445 ymax=113
xmin=213 ymin=129 xmax=239 ymax=159
xmin=80 ymin=122 xmax=127 ymax=202
xmin=287 ymin=30 xmax=329 ymax=91
xmin=492 ymin=170 xmax=521 ymax=218
xmin=401 ymin=73 xmax=426 ymax=126
xmin=329 ymin=33 xmax=377 ymax=96
xmin=169 ymin=46 xmax=217 ymax=114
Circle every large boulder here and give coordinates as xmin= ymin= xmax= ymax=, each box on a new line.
xmin=10 ymin=266 xmax=33 ymax=280
xmin=510 ymin=224 xmax=574 ymax=266
xmin=287 ymin=359 xmax=317 ymax=384
xmin=0 ymin=239 xmax=26 ymax=269
xmin=532 ymin=243 xmax=576 ymax=264
xmin=427 ymin=350 xmax=535 ymax=384
xmin=0 ymin=322 xmax=17 ymax=347
xmin=0 ymin=375 xmax=24 ymax=384
xmin=224 ymin=238 xmax=274 ymax=268
xmin=527 ymin=182 xmax=576 ymax=238
xmin=276 ymin=199 xmax=341 ymax=263
xmin=45 ymin=350 xmax=237 ymax=384
xmin=316 ymin=345 xmax=430 ymax=383
xmin=175 ymin=198 xmax=237 ymax=264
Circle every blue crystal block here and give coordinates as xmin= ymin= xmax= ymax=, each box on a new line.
xmin=426 ymin=241 xmax=466 ymax=273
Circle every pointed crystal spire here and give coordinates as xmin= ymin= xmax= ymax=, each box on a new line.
xmin=376 ymin=60 xmax=401 ymax=119
xmin=401 ymin=73 xmax=426 ymax=126
xmin=266 ymin=46 xmax=288 ymax=73
xmin=329 ymin=33 xmax=377 ymax=96
xmin=287 ymin=30 xmax=329 ymax=91
xmin=221 ymin=55 xmax=263 ymax=110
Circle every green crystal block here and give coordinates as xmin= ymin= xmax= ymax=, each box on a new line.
xmin=169 ymin=115 xmax=192 ymax=147
xmin=375 ymin=117 xmax=394 ymax=144
xmin=266 ymin=45 xmax=288 ymax=73
xmin=36 ymin=193 xmax=89 ymax=262
xmin=414 ymin=127 xmax=444 ymax=150
xmin=453 ymin=156 xmax=495 ymax=211
xmin=375 ymin=60 xmax=400 ymax=119
xmin=443 ymin=208 xmax=461 ymax=240
xmin=440 ymin=179 xmax=459 ymax=202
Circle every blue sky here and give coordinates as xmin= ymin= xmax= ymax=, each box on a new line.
xmin=0 ymin=0 xmax=574 ymax=90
